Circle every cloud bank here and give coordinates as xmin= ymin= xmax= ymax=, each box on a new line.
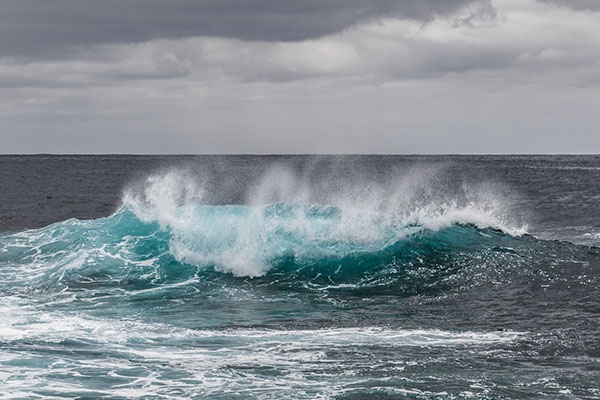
xmin=1 ymin=0 xmax=599 ymax=153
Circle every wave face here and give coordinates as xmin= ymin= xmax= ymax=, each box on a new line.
xmin=0 ymin=204 xmax=526 ymax=292
xmin=2 ymin=162 xmax=599 ymax=399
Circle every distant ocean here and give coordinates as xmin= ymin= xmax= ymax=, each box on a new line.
xmin=1 ymin=155 xmax=599 ymax=399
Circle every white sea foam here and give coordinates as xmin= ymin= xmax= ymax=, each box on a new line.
xmin=121 ymin=164 xmax=527 ymax=277
xmin=0 ymin=299 xmax=524 ymax=347
xmin=0 ymin=302 xmax=525 ymax=399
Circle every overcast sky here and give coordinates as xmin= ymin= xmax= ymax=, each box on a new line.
xmin=1 ymin=0 xmax=599 ymax=153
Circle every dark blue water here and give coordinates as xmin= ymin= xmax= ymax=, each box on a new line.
xmin=1 ymin=155 xmax=599 ymax=399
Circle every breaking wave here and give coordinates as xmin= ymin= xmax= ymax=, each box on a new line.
xmin=0 ymin=166 xmax=539 ymax=298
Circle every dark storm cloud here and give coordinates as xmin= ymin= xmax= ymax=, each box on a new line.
xmin=1 ymin=0 xmax=478 ymax=59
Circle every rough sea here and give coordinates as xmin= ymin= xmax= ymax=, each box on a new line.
xmin=1 ymin=155 xmax=599 ymax=399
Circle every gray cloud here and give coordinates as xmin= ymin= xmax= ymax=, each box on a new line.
xmin=539 ymin=0 xmax=600 ymax=11
xmin=1 ymin=0 xmax=479 ymax=59
xmin=0 ymin=0 xmax=599 ymax=154
xmin=1 ymin=0 xmax=599 ymax=90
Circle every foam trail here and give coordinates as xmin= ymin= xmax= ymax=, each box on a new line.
xmin=0 ymin=301 xmax=524 ymax=346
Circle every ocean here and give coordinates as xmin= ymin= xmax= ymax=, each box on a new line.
xmin=1 ymin=155 xmax=599 ymax=399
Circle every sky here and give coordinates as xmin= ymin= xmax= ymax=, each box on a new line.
xmin=1 ymin=0 xmax=599 ymax=153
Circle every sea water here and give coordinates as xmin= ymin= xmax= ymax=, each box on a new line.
xmin=0 ymin=155 xmax=599 ymax=399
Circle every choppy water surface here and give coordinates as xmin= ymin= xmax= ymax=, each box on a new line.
xmin=1 ymin=155 xmax=599 ymax=399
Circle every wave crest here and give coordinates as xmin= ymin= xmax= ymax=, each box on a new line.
xmin=119 ymin=167 xmax=527 ymax=277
